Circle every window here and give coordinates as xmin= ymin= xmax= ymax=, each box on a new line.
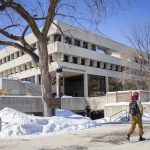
xmin=47 ymin=36 xmax=50 ymax=42
xmin=90 ymin=60 xmax=93 ymax=67
xmin=25 ymin=64 xmax=27 ymax=70
xmin=54 ymin=34 xmax=61 ymax=42
xmin=7 ymin=56 xmax=10 ymax=61
xmin=91 ymin=44 xmax=96 ymax=51
xmin=4 ymin=57 xmax=6 ymax=63
xmin=74 ymin=39 xmax=80 ymax=47
xmin=65 ymin=37 xmax=72 ymax=44
xmin=81 ymin=59 xmax=85 ymax=65
xmin=49 ymin=55 xmax=53 ymax=63
xmin=83 ymin=42 xmax=88 ymax=49
xmin=64 ymin=55 xmax=69 ymax=62
xmin=0 ymin=59 xmax=2 ymax=65
xmin=97 ymin=62 xmax=100 ymax=68
xmin=21 ymin=51 xmax=25 ymax=56
xmin=103 ymin=63 xmax=106 ymax=69
xmin=72 ymin=57 xmax=77 ymax=64
xmin=88 ymin=75 xmax=106 ymax=97
xmin=16 ymin=52 xmax=19 ymax=57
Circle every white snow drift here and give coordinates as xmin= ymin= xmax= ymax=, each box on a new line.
xmin=0 ymin=107 xmax=150 ymax=138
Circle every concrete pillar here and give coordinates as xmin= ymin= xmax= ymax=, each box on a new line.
xmin=112 ymin=65 xmax=116 ymax=71
xmin=117 ymin=66 xmax=121 ymax=72
xmin=35 ymin=75 xmax=40 ymax=84
xmin=19 ymin=51 xmax=22 ymax=57
xmin=77 ymin=57 xmax=81 ymax=64
xmin=31 ymin=61 xmax=37 ymax=68
xmin=85 ymin=59 xmax=90 ymax=66
xmin=106 ymin=63 xmax=111 ymax=70
xmin=26 ymin=62 xmax=31 ymax=70
xmin=105 ymin=76 xmax=109 ymax=93
xmin=100 ymin=62 xmax=104 ymax=68
xmin=2 ymin=58 xmax=5 ymax=64
xmin=3 ymin=70 xmax=7 ymax=76
xmin=93 ymin=61 xmax=97 ymax=67
xmin=16 ymin=66 xmax=21 ymax=73
xmin=68 ymin=55 xmax=72 ymax=63
xmin=52 ymin=53 xmax=56 ymax=61
xmin=12 ymin=68 xmax=16 ymax=74
xmin=14 ymin=52 xmax=17 ymax=59
xmin=7 ymin=69 xmax=12 ymax=75
xmin=10 ymin=54 xmax=14 ymax=60
xmin=84 ymin=73 xmax=88 ymax=97
xmin=56 ymin=72 xmax=61 ymax=98
xmin=21 ymin=64 xmax=25 ymax=71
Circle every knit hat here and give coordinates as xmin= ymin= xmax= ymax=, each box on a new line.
xmin=131 ymin=91 xmax=139 ymax=101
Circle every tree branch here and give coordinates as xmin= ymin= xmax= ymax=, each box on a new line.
xmin=42 ymin=0 xmax=59 ymax=36
xmin=3 ymin=24 xmax=19 ymax=30
xmin=0 ymin=0 xmax=41 ymax=39
xmin=21 ymin=25 xmax=30 ymax=38
xmin=0 ymin=28 xmax=20 ymax=41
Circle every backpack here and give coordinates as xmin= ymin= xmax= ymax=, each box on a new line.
xmin=129 ymin=101 xmax=140 ymax=116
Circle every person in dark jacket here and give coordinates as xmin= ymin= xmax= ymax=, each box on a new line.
xmin=85 ymin=105 xmax=91 ymax=118
xmin=126 ymin=91 xmax=145 ymax=141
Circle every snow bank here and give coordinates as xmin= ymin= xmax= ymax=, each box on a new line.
xmin=1 ymin=107 xmax=150 ymax=138
xmin=0 ymin=108 xmax=98 ymax=137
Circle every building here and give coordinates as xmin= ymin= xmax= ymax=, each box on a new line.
xmin=0 ymin=20 xmax=149 ymax=97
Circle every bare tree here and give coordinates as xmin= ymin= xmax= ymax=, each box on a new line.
xmin=0 ymin=0 xmax=131 ymax=116
xmin=127 ymin=21 xmax=150 ymax=90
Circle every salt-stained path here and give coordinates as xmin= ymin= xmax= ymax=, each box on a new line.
xmin=0 ymin=123 xmax=150 ymax=150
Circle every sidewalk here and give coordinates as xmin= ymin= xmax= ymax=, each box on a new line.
xmin=0 ymin=123 xmax=150 ymax=150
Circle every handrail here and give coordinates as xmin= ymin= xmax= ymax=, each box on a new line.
xmin=110 ymin=109 xmax=129 ymax=122
xmin=19 ymin=80 xmax=41 ymax=96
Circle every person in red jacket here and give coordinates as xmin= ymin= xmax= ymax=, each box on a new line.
xmin=126 ymin=91 xmax=145 ymax=141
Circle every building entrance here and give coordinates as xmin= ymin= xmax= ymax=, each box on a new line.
xmin=64 ymin=75 xmax=84 ymax=97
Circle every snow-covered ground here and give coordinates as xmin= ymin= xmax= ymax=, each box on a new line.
xmin=0 ymin=108 xmax=109 ymax=137
xmin=0 ymin=107 xmax=150 ymax=138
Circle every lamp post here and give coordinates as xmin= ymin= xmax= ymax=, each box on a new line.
xmin=56 ymin=68 xmax=63 ymax=98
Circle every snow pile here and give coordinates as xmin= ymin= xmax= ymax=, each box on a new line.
xmin=142 ymin=113 xmax=150 ymax=121
xmin=0 ymin=107 xmax=99 ymax=137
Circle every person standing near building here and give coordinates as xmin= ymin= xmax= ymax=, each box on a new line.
xmin=126 ymin=91 xmax=145 ymax=141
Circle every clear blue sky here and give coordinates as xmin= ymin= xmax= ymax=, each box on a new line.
xmin=0 ymin=0 xmax=150 ymax=48
xmin=94 ymin=0 xmax=150 ymax=46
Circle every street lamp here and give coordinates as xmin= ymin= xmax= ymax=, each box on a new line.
xmin=56 ymin=67 xmax=63 ymax=98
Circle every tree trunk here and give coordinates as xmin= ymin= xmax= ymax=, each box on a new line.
xmin=37 ymin=37 xmax=54 ymax=117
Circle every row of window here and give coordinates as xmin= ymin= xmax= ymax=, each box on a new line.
xmin=52 ymin=33 xmax=149 ymax=65
xmin=53 ymin=33 xmax=97 ymax=51
xmin=0 ymin=51 xmax=25 ymax=65
xmin=62 ymin=54 xmax=150 ymax=77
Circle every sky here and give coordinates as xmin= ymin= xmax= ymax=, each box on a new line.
xmin=95 ymin=0 xmax=150 ymax=46
xmin=0 ymin=0 xmax=150 ymax=49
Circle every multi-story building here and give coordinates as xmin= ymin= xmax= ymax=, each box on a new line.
xmin=0 ymin=20 xmax=149 ymax=97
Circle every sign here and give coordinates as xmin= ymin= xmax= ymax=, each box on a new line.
xmin=49 ymin=98 xmax=61 ymax=108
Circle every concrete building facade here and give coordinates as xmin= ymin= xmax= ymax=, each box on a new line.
xmin=0 ymin=21 xmax=149 ymax=97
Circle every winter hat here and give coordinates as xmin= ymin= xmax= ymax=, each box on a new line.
xmin=131 ymin=91 xmax=139 ymax=101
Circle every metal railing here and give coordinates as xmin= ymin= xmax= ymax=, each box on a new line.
xmin=110 ymin=109 xmax=129 ymax=122
xmin=20 ymin=80 xmax=41 ymax=96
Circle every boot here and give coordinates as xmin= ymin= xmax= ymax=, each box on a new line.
xmin=139 ymin=136 xmax=146 ymax=141
xmin=126 ymin=134 xmax=130 ymax=140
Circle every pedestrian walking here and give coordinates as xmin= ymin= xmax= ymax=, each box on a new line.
xmin=126 ymin=91 xmax=145 ymax=141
